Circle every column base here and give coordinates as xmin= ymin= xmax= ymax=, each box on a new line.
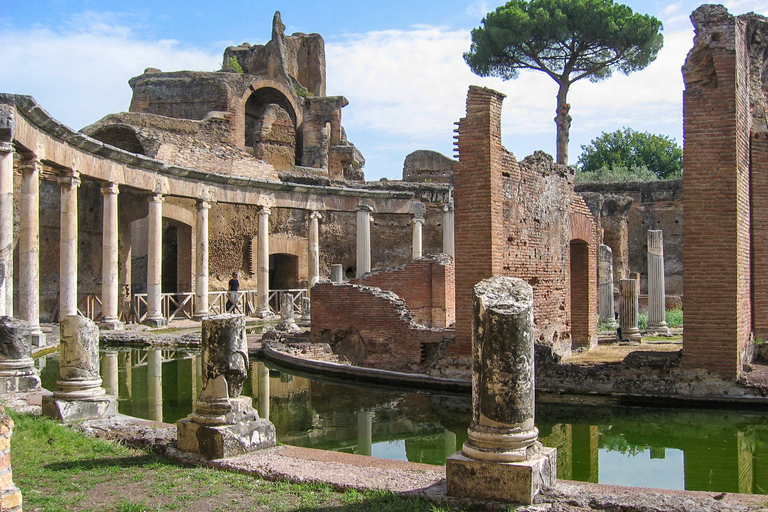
xmin=143 ymin=316 xmax=168 ymax=328
xmin=41 ymin=394 xmax=116 ymax=423
xmin=647 ymin=322 xmax=670 ymax=335
xmin=28 ymin=330 xmax=47 ymax=347
xmin=99 ymin=319 xmax=124 ymax=331
xmin=621 ymin=327 xmax=642 ymax=342
xmin=192 ymin=311 xmax=210 ymax=321
xmin=257 ymin=309 xmax=275 ymax=319
xmin=446 ymin=447 xmax=557 ymax=504
xmin=0 ymin=372 xmax=41 ymax=393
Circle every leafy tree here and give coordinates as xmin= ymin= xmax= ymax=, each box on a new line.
xmin=577 ymin=128 xmax=682 ymax=179
xmin=575 ymin=165 xmax=660 ymax=183
xmin=464 ymin=0 xmax=663 ymax=165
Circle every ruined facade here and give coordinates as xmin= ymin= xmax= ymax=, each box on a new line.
xmin=402 ymin=150 xmax=456 ymax=184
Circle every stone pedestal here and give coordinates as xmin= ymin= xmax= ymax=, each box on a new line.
xmin=647 ymin=230 xmax=670 ymax=334
xmin=598 ymin=244 xmax=615 ymax=323
xmin=177 ymin=314 xmax=275 ymax=459
xmin=619 ymin=278 xmax=642 ymax=342
xmin=0 ymin=317 xmax=41 ymax=393
xmin=42 ymin=315 xmax=116 ymax=422
xmin=276 ymin=294 xmax=300 ymax=332
xmin=446 ymin=276 xmax=555 ymax=504
xmin=331 ymin=264 xmax=344 ymax=283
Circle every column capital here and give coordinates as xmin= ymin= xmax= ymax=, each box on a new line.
xmin=58 ymin=170 xmax=81 ymax=187
xmin=101 ymin=182 xmax=119 ymax=196
xmin=355 ymin=204 xmax=373 ymax=213
xmin=196 ymin=199 xmax=211 ymax=211
xmin=412 ymin=217 xmax=425 ymax=225
xmin=0 ymin=143 xmax=13 ymax=155
xmin=19 ymin=156 xmax=42 ymax=175
xmin=443 ymin=203 xmax=454 ymax=213
xmin=308 ymin=210 xmax=323 ymax=221
xmin=259 ymin=205 xmax=271 ymax=215
xmin=148 ymin=192 xmax=165 ymax=204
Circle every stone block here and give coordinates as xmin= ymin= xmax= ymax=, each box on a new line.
xmin=446 ymin=448 xmax=557 ymax=504
xmin=0 ymin=372 xmax=41 ymax=393
xmin=177 ymin=416 xmax=276 ymax=459
xmin=41 ymin=394 xmax=116 ymax=423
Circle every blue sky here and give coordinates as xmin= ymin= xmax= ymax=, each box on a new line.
xmin=2 ymin=0 xmax=767 ymax=180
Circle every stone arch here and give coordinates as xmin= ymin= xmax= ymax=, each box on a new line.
xmin=251 ymin=234 xmax=307 ymax=288
xmin=88 ymin=125 xmax=147 ymax=155
xmin=240 ymin=84 xmax=301 ymax=171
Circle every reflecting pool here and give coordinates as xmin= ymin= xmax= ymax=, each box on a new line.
xmin=35 ymin=347 xmax=768 ymax=495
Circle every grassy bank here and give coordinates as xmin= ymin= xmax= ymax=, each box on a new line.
xmin=9 ymin=411 xmax=465 ymax=512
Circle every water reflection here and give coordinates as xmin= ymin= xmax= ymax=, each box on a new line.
xmin=35 ymin=347 xmax=768 ymax=495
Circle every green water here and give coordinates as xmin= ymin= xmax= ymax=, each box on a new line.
xmin=35 ymin=347 xmax=768 ymax=494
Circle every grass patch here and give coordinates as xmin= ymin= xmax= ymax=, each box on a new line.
xmin=8 ymin=410 xmax=464 ymax=511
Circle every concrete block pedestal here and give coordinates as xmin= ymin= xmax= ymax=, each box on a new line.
xmin=42 ymin=394 xmax=117 ymax=423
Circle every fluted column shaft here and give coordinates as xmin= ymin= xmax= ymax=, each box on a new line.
xmin=0 ymin=145 xmax=13 ymax=317
xmin=307 ymin=211 xmax=321 ymax=290
xmin=19 ymin=158 xmax=44 ymax=343
xmin=355 ymin=204 xmax=373 ymax=277
xmin=619 ymin=278 xmax=641 ymax=341
xmin=647 ymin=230 xmax=669 ymax=333
xmin=194 ymin=200 xmax=211 ymax=318
xmin=257 ymin=206 xmax=273 ymax=317
xmin=443 ymin=204 xmax=454 ymax=257
xmin=59 ymin=171 xmax=81 ymax=317
xmin=598 ymin=244 xmax=615 ymax=322
xmin=100 ymin=183 xmax=123 ymax=329
xmin=412 ymin=217 xmax=424 ymax=259
xmin=145 ymin=193 xmax=166 ymax=326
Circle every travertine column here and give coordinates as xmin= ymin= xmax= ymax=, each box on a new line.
xmin=0 ymin=317 xmax=40 ymax=393
xmin=42 ymin=315 xmax=117 ymax=422
xmin=148 ymin=348 xmax=163 ymax=423
xmin=447 ymin=276 xmax=556 ymax=504
xmin=257 ymin=206 xmax=273 ymax=318
xmin=307 ymin=211 xmax=321 ymax=290
xmin=194 ymin=200 xmax=211 ymax=319
xmin=331 ymin=264 xmax=344 ymax=283
xmin=0 ymin=145 xmax=12 ymax=317
xmin=443 ymin=203 xmax=454 ymax=257
xmin=19 ymin=158 xmax=45 ymax=345
xmin=355 ymin=204 xmax=373 ymax=277
xmin=598 ymin=244 xmax=615 ymax=322
xmin=59 ymin=170 xmax=81 ymax=317
xmin=412 ymin=217 xmax=424 ymax=259
xmin=647 ymin=230 xmax=669 ymax=334
xmin=100 ymin=183 xmax=123 ymax=330
xmin=145 ymin=193 xmax=167 ymax=326
xmin=619 ymin=278 xmax=641 ymax=342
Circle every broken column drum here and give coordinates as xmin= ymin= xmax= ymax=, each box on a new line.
xmin=598 ymin=244 xmax=615 ymax=323
xmin=447 ymin=276 xmax=556 ymax=504
xmin=276 ymin=293 xmax=300 ymax=332
xmin=647 ymin=230 xmax=670 ymax=334
xmin=0 ymin=317 xmax=40 ymax=393
xmin=177 ymin=314 xmax=275 ymax=458
xmin=42 ymin=315 xmax=116 ymax=422
xmin=619 ymin=278 xmax=642 ymax=341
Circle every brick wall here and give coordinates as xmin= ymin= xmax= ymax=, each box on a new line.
xmin=682 ymin=6 xmax=754 ymax=378
xmin=311 ymin=282 xmax=453 ymax=372
xmin=0 ymin=406 xmax=22 ymax=512
xmin=350 ymin=255 xmax=455 ymax=328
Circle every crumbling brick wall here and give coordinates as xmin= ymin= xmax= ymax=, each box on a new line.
xmin=310 ymin=282 xmax=453 ymax=372
xmin=350 ymin=254 xmax=455 ymax=328
xmin=682 ymin=5 xmax=763 ymax=378
xmin=453 ymin=86 xmax=598 ymax=359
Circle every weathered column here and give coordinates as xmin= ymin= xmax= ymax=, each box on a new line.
xmin=257 ymin=206 xmax=273 ymax=318
xmin=42 ymin=315 xmax=117 ymax=422
xmin=100 ymin=183 xmax=123 ymax=330
xmin=619 ymin=278 xmax=642 ymax=342
xmin=411 ymin=202 xmax=426 ymax=259
xmin=100 ymin=350 xmax=119 ymax=397
xmin=307 ymin=211 xmax=321 ymax=290
xmin=193 ymin=200 xmax=211 ymax=319
xmin=357 ymin=409 xmax=373 ymax=457
xmin=301 ymin=296 xmax=311 ymax=321
xmin=59 ymin=170 xmax=81 ymax=317
xmin=19 ymin=157 xmax=45 ymax=345
xmin=355 ymin=204 xmax=373 ymax=277
xmin=647 ymin=230 xmax=670 ymax=334
xmin=148 ymin=348 xmax=163 ymax=423
xmin=331 ymin=264 xmax=344 ymax=283
xmin=443 ymin=203 xmax=455 ymax=257
xmin=177 ymin=314 xmax=276 ymax=458
xmin=598 ymin=244 xmax=615 ymax=323
xmin=145 ymin=193 xmax=167 ymax=327
xmin=276 ymin=293 xmax=300 ymax=332
xmin=447 ymin=276 xmax=556 ymax=504
xmin=256 ymin=361 xmax=270 ymax=421
xmin=0 ymin=145 xmax=13 ymax=318
xmin=0 ymin=317 xmax=40 ymax=393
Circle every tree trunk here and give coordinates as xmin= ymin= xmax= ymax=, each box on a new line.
xmin=555 ymin=82 xmax=572 ymax=166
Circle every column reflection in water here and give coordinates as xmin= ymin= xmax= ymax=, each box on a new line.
xmin=191 ymin=354 xmax=198 ymax=405
xmin=357 ymin=409 xmax=373 ymax=456
xmin=119 ymin=351 xmax=132 ymax=399
xmin=147 ymin=349 xmax=163 ymax=422
xmin=444 ymin=429 xmax=457 ymax=459
xmin=254 ymin=361 xmax=270 ymax=421
xmin=101 ymin=350 xmax=119 ymax=397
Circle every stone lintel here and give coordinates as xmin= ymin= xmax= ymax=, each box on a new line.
xmin=446 ymin=448 xmax=557 ymax=504
xmin=41 ymin=394 xmax=116 ymax=423
xmin=177 ymin=417 xmax=276 ymax=459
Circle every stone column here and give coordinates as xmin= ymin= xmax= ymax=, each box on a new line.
xmin=257 ymin=206 xmax=273 ymax=318
xmin=194 ymin=200 xmax=211 ymax=319
xmin=619 ymin=278 xmax=642 ymax=342
xmin=19 ymin=158 xmax=45 ymax=345
xmin=331 ymin=264 xmax=344 ymax=283
xmin=145 ymin=193 xmax=167 ymax=327
xmin=42 ymin=315 xmax=117 ymax=422
xmin=59 ymin=170 xmax=81 ymax=317
xmin=307 ymin=211 xmax=321 ymax=290
xmin=177 ymin=314 xmax=276 ymax=458
xmin=276 ymin=293 xmax=300 ymax=332
xmin=0 ymin=317 xmax=40 ymax=393
xmin=411 ymin=202 xmax=426 ymax=259
xmin=443 ymin=203 xmax=454 ymax=257
xmin=0 ymin=145 xmax=13 ymax=318
xmin=647 ymin=230 xmax=670 ymax=334
xmin=355 ymin=204 xmax=373 ymax=277
xmin=447 ymin=276 xmax=556 ymax=504
xmin=598 ymin=244 xmax=615 ymax=323
xmin=301 ymin=296 xmax=311 ymax=321
xmin=100 ymin=183 xmax=123 ymax=330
